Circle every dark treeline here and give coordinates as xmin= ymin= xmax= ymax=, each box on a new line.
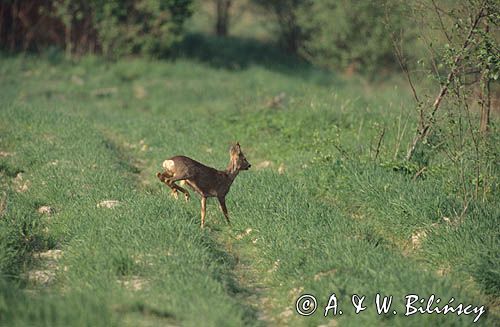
xmin=1 ymin=0 xmax=498 ymax=81
xmin=0 ymin=1 xmax=51 ymax=51
xmin=0 ymin=0 xmax=193 ymax=58
xmin=0 ymin=0 xmax=411 ymax=72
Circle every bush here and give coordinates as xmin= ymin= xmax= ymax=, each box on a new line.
xmin=92 ymin=0 xmax=194 ymax=58
xmin=297 ymin=0 xmax=412 ymax=75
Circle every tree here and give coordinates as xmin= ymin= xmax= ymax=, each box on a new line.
xmin=401 ymin=0 xmax=499 ymax=161
xmin=392 ymin=0 xmax=499 ymax=208
xmin=252 ymin=0 xmax=304 ymax=52
xmin=215 ymin=0 xmax=232 ymax=36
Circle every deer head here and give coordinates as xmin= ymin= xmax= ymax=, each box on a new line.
xmin=229 ymin=142 xmax=251 ymax=173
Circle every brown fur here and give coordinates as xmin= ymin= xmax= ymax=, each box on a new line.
xmin=157 ymin=143 xmax=251 ymax=228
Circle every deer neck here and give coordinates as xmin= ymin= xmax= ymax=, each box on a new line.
xmin=225 ymin=159 xmax=240 ymax=182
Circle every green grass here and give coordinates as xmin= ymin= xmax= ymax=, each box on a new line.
xmin=0 ymin=44 xmax=498 ymax=326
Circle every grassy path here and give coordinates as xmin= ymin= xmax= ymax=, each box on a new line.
xmin=216 ymin=229 xmax=274 ymax=325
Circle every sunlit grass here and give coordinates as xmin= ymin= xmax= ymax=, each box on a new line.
xmin=0 ymin=49 xmax=498 ymax=326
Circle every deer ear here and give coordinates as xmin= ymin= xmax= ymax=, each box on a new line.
xmin=230 ymin=143 xmax=241 ymax=155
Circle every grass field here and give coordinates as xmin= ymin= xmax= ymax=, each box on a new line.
xmin=0 ymin=39 xmax=498 ymax=326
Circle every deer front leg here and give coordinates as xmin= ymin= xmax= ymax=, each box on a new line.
xmin=201 ymin=196 xmax=207 ymax=228
xmin=217 ymin=196 xmax=231 ymax=225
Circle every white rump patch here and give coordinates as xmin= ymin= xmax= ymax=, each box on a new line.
xmin=162 ymin=159 xmax=175 ymax=171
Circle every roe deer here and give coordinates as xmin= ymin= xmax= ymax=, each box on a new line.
xmin=157 ymin=143 xmax=251 ymax=228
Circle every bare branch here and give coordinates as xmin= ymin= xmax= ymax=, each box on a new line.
xmin=431 ymin=0 xmax=452 ymax=43
xmin=374 ymin=126 xmax=386 ymax=161
xmin=384 ymin=5 xmax=421 ymax=105
xmin=406 ymin=3 xmax=487 ymax=161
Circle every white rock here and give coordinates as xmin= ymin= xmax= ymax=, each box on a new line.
xmin=37 ymin=206 xmax=54 ymax=215
xmin=97 ymin=200 xmax=121 ymax=208
xmin=256 ymin=161 xmax=273 ymax=169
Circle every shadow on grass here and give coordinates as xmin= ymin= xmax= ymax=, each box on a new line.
xmin=173 ymin=33 xmax=338 ymax=86
xmin=116 ymin=301 xmax=176 ymax=320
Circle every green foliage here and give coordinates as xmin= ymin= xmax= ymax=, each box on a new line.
xmin=432 ymin=0 xmax=500 ymax=81
xmin=401 ymin=0 xmax=500 ymax=207
xmin=250 ymin=0 xmax=414 ymax=75
xmin=297 ymin=0 xmax=412 ymax=75
xmin=91 ymin=0 xmax=194 ymax=57
xmin=252 ymin=0 xmax=304 ymax=52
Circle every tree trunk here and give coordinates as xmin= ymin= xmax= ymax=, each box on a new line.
xmin=480 ymin=73 xmax=491 ymax=134
xmin=10 ymin=1 xmax=18 ymax=51
xmin=215 ymin=0 xmax=231 ymax=36
xmin=479 ymin=17 xmax=491 ymax=134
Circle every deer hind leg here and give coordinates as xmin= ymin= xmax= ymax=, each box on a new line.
xmin=217 ymin=196 xmax=231 ymax=225
xmin=157 ymin=172 xmax=177 ymax=198
xmin=157 ymin=172 xmax=190 ymax=201
xmin=166 ymin=175 xmax=192 ymax=202
xmin=169 ymin=181 xmax=190 ymax=202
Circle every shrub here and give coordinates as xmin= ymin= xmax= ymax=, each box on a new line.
xmin=92 ymin=0 xmax=194 ymax=58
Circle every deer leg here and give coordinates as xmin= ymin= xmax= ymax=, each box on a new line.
xmin=157 ymin=172 xmax=190 ymax=201
xmin=168 ymin=181 xmax=191 ymax=202
xmin=201 ymin=196 xmax=207 ymax=228
xmin=157 ymin=172 xmax=178 ymax=199
xmin=217 ymin=196 xmax=231 ymax=225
